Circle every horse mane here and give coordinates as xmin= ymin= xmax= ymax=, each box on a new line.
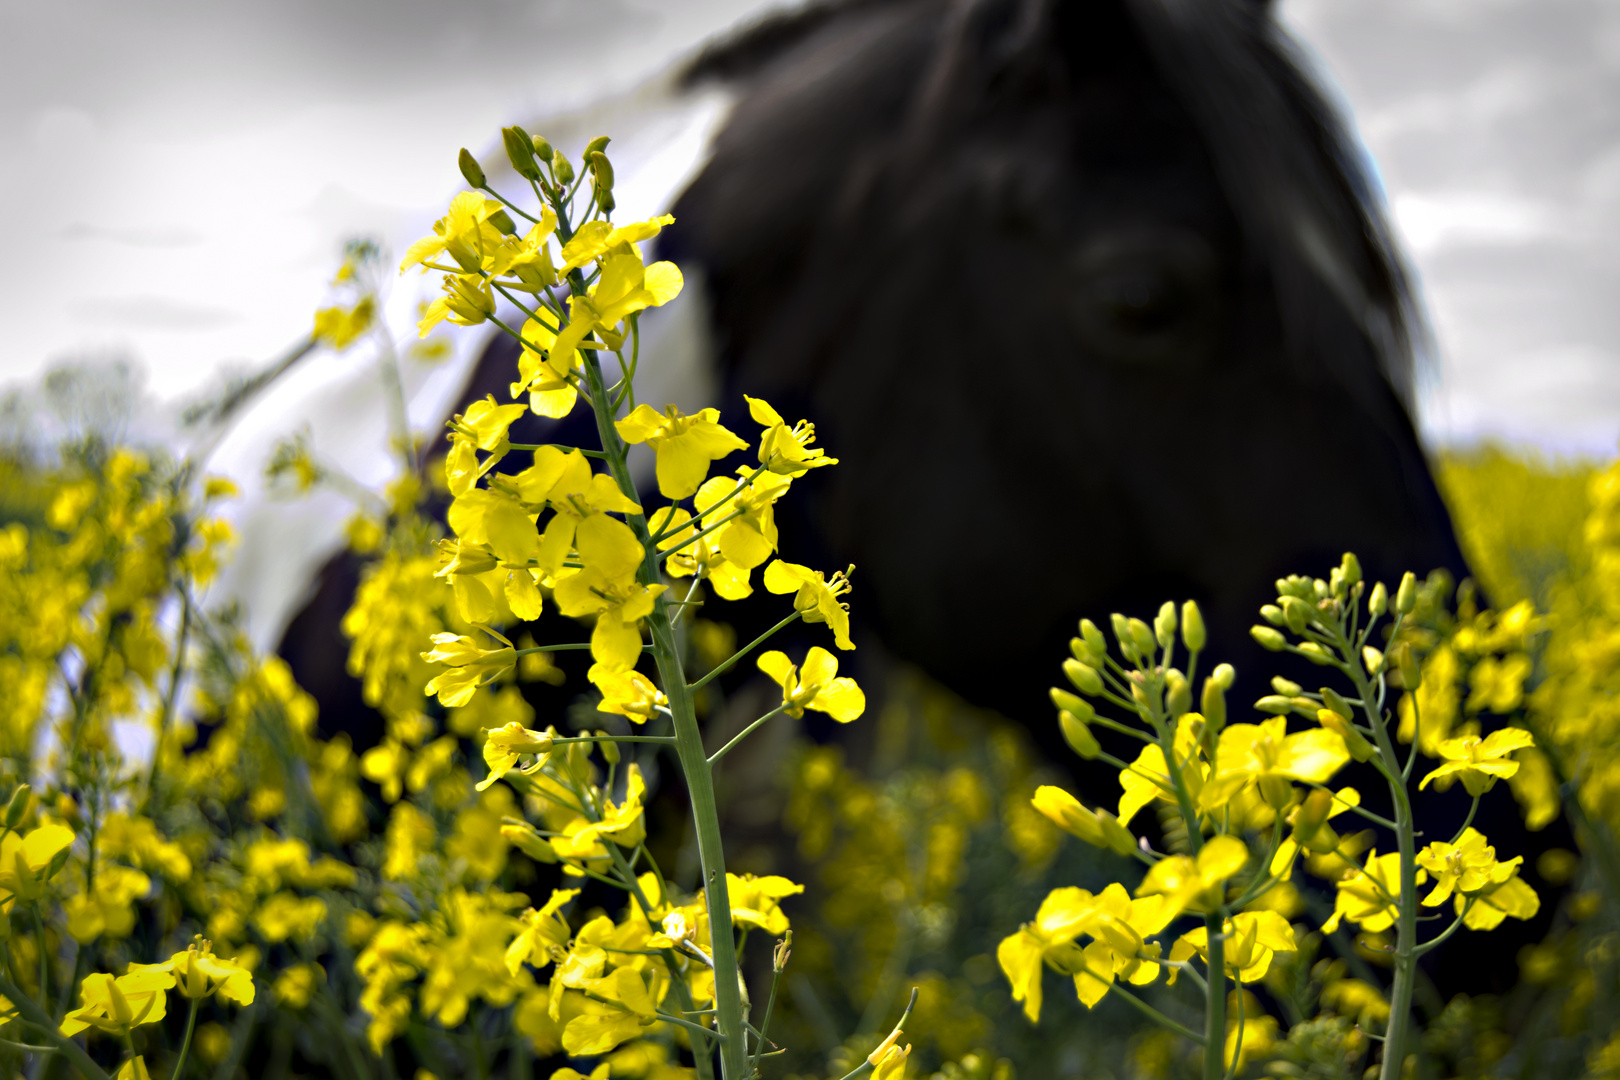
xmin=676 ymin=0 xmax=1425 ymax=419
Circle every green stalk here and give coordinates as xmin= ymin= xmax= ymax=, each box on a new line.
xmin=575 ymin=349 xmax=747 ymax=1080
xmin=0 ymin=971 xmax=110 ymax=1080
xmin=1348 ymin=649 xmax=1416 ymax=1080
xmin=170 ymin=996 xmax=200 ymax=1080
xmin=1202 ymin=915 xmax=1226 ymax=1080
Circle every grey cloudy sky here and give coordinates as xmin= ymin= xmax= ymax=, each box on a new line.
xmin=3 ymin=0 xmax=1617 ymax=453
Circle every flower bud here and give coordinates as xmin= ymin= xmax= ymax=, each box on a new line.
xmin=1368 ymin=581 xmax=1388 ymax=617
xmin=1211 ymin=663 xmax=1235 ymax=690
xmin=488 ymin=209 xmax=518 ymax=236
xmin=1317 ymin=708 xmax=1375 ymax=762
xmin=1110 ymin=613 xmax=1133 ymax=656
xmin=1362 ymin=646 xmax=1385 ymax=676
xmin=1292 ymin=788 xmax=1334 ymax=845
xmin=1256 ymin=695 xmax=1293 ymax=715
xmin=1063 ymin=659 xmax=1103 ymax=696
xmin=532 ymin=135 xmax=555 ymax=162
xmin=4 ymin=784 xmax=30 ymax=829
xmin=1127 ymin=618 xmax=1156 ymax=661
xmin=1320 ymin=687 xmax=1354 ymax=719
xmin=584 ymin=135 xmax=612 ymax=158
xmin=1260 ymin=604 xmax=1285 ymax=627
xmin=1154 ymin=601 xmax=1177 ymax=650
xmin=553 ymin=151 xmax=575 ymax=186
xmin=1165 ymin=668 xmax=1191 ymax=717
xmin=595 ymin=186 xmax=616 ymax=213
xmin=1297 ymin=642 xmax=1335 ymax=666
xmin=1059 ymin=711 xmax=1101 ymax=759
xmin=589 ymin=151 xmax=614 ymax=190
xmin=1288 ymin=696 xmax=1320 ymax=718
xmin=1251 ymin=626 xmax=1286 ymax=651
xmin=1201 ymin=676 xmax=1227 ymax=731
xmin=1280 ymin=596 xmax=1313 ymax=634
xmin=1181 ymin=600 xmax=1206 ymax=653
xmin=1079 ymin=618 xmax=1108 ymax=658
xmin=1069 ymin=636 xmax=1103 ymax=667
xmin=597 ymin=732 xmax=620 ymax=765
xmin=458 ymin=148 xmax=486 ymax=188
xmin=1271 ymin=676 xmax=1302 ymax=696
xmin=1259 ymin=773 xmax=1294 ymax=810
xmin=1340 ymin=552 xmax=1362 ymax=588
xmin=503 ymin=126 xmax=541 ymax=180
xmin=1395 ymin=571 xmax=1417 ymax=614
xmin=1050 ymin=687 xmax=1093 ymax=719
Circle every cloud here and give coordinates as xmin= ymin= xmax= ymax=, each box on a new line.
xmin=1391 ymin=191 xmax=1557 ymax=254
xmin=60 ymin=222 xmax=206 ymax=248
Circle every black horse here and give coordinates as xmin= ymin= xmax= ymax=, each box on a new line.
xmin=657 ymin=0 xmax=1464 ymax=721
xmin=281 ymin=0 xmax=1554 ymax=1028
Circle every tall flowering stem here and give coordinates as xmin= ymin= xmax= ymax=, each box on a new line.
xmin=1002 ymin=555 xmax=1541 ymax=1080
xmin=411 ymin=132 xmax=875 ymax=1080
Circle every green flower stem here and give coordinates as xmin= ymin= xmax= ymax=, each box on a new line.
xmin=651 ymin=463 xmax=769 ymax=545
xmin=750 ymin=949 xmax=787 ymax=1070
xmin=574 ymin=345 xmax=748 ymax=1080
xmin=656 ymin=1011 xmax=727 ymax=1042
xmin=1223 ymin=982 xmax=1245 ymax=1080
xmin=506 ymin=444 xmax=609 ymax=460
xmin=833 ymin=988 xmax=920 ymax=1080
xmin=708 ymin=704 xmax=788 ymax=766
xmin=1450 ymin=795 xmax=1481 ymax=843
xmin=1202 ymin=916 xmax=1227 ymax=1080
xmin=0 ymin=1037 xmax=56 ymax=1053
xmin=514 ymin=644 xmax=650 ymax=654
xmin=1414 ymin=900 xmax=1476 ymax=958
xmin=31 ymin=904 xmax=48 ymax=1007
xmin=548 ymin=735 xmax=676 ymax=747
xmin=1346 ymin=643 xmax=1417 ymax=1080
xmin=170 ymin=996 xmax=200 ymax=1080
xmin=0 ymin=972 xmax=110 ymax=1080
xmin=687 ymin=612 xmax=802 ymax=695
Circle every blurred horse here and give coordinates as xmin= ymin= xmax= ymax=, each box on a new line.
xmin=271 ymin=0 xmax=1551 ymax=1004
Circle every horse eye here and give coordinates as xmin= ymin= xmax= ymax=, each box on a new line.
xmin=1066 ymin=230 xmax=1223 ymax=366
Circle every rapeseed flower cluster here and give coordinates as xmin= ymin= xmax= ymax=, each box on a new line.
xmin=1002 ymin=557 xmax=1539 ymax=1080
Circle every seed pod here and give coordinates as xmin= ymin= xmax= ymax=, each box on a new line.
xmin=1181 ymin=600 xmax=1206 ymax=653
xmin=584 ymin=135 xmax=612 ymax=158
xmin=1079 ymin=619 xmax=1108 ymax=659
xmin=458 ymin=148 xmax=487 ymax=188
xmin=1395 ymin=571 xmax=1417 ymax=614
xmin=1252 ymin=625 xmax=1286 ymax=651
xmin=503 ymin=126 xmax=540 ymax=180
xmin=1059 ymin=711 xmax=1101 ymax=759
xmin=532 ymin=135 xmax=555 ymax=162
xmin=1050 ymin=687 xmax=1093 ymax=719
xmin=1063 ymin=659 xmax=1103 ymax=696
xmin=1271 ymin=676 xmax=1302 ymax=696
xmin=1368 ymin=581 xmax=1388 ymax=617
xmin=3 ymin=784 xmax=29 ymax=829
xmin=1201 ymin=676 xmax=1227 ymax=731
xmin=1154 ymin=601 xmax=1177 ymax=650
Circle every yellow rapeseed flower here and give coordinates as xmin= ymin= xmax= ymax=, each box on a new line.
xmin=1420 ymin=727 xmax=1536 ymax=796
xmin=756 ymin=647 xmax=865 ymax=722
